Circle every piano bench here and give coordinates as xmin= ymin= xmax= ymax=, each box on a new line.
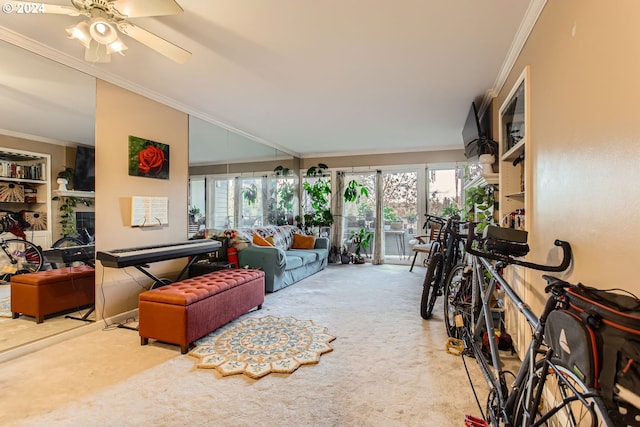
xmin=138 ymin=269 xmax=265 ymax=354
xmin=10 ymin=265 xmax=95 ymax=323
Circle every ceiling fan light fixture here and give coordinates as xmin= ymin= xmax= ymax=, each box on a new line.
xmin=66 ymin=21 xmax=91 ymax=49
xmin=89 ymin=17 xmax=118 ymax=45
xmin=107 ymin=39 xmax=128 ymax=55
xmin=85 ymin=40 xmax=111 ymax=63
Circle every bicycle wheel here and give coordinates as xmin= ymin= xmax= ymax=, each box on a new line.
xmin=52 ymin=236 xmax=85 ymax=248
xmin=0 ymin=239 xmax=43 ymax=281
xmin=515 ymin=358 xmax=612 ymax=427
xmin=49 ymin=236 xmax=85 ymax=269
xmin=420 ymin=252 xmax=443 ymax=319
xmin=443 ymin=263 xmax=467 ymax=338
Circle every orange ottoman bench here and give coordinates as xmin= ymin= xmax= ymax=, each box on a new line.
xmin=138 ymin=269 xmax=265 ymax=354
xmin=10 ymin=265 xmax=95 ymax=323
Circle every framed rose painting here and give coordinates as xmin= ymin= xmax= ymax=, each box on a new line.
xmin=128 ymin=136 xmax=170 ymax=180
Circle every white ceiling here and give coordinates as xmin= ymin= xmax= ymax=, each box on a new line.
xmin=0 ymin=0 xmax=541 ymax=160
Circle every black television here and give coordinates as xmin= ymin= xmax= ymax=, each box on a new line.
xmin=73 ymin=145 xmax=95 ymax=192
xmin=462 ymin=101 xmax=496 ymax=160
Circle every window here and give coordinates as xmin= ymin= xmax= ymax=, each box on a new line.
xmin=266 ymin=175 xmax=296 ymax=226
xmin=239 ymin=177 xmax=264 ymax=227
xmin=426 ymin=168 xmax=463 ymax=217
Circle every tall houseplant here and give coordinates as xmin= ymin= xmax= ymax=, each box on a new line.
xmin=300 ymin=163 xmax=333 ymax=233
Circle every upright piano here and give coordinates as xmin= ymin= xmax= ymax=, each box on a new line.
xmin=96 ymin=239 xmax=221 ymax=288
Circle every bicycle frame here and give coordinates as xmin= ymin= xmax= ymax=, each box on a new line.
xmin=467 ymin=255 xmax=547 ymax=425
xmin=447 ymin=224 xmax=582 ymax=426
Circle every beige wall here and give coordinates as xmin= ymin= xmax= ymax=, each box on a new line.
xmin=497 ymin=1 xmax=640 ymax=308
xmin=95 ymin=80 xmax=189 ymax=318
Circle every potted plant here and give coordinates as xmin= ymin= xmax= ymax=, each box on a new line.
xmin=383 ymin=207 xmax=398 ymax=230
xmin=189 ymin=206 xmax=201 ymax=224
xmin=349 ymin=227 xmax=374 ymax=264
xmin=477 ymin=136 xmax=499 ymax=174
xmin=56 ymin=167 xmax=74 ymax=191
xmin=464 ymin=184 xmax=496 ymax=231
xmin=340 ymin=243 xmax=353 ymax=264
xmin=406 ymin=213 xmax=417 ymax=233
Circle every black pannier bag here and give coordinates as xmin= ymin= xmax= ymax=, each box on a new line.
xmin=558 ymin=284 xmax=640 ymax=425
xmin=544 ymin=309 xmax=599 ymax=387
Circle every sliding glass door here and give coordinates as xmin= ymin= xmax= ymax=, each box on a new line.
xmin=382 ymin=170 xmax=418 ymax=263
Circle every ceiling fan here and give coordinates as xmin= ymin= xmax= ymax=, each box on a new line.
xmin=7 ymin=0 xmax=191 ymax=63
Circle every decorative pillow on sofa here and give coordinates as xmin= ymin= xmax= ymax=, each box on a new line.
xmin=265 ymin=235 xmax=275 ymax=246
xmin=253 ymin=233 xmax=273 ymax=247
xmin=292 ymin=233 xmax=316 ymax=249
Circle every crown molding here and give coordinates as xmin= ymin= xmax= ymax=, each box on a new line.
xmin=0 ymin=128 xmax=76 ymax=147
xmin=480 ymin=0 xmax=546 ymax=112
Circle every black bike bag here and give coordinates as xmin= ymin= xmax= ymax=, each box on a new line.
xmin=565 ymin=284 xmax=640 ymax=426
xmin=544 ymin=309 xmax=599 ymax=387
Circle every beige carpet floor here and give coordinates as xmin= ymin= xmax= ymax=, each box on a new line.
xmin=1 ymin=264 xmax=489 ymax=427
xmin=0 ymin=282 xmax=95 ymax=353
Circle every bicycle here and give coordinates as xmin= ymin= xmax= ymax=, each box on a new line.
xmin=49 ymin=227 xmax=94 ymax=269
xmin=420 ymin=214 xmax=465 ymax=319
xmin=445 ymin=223 xmax=612 ymax=426
xmin=0 ymin=210 xmax=44 ymax=282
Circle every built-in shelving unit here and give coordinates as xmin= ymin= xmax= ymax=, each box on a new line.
xmin=54 ymin=190 xmax=95 ymax=198
xmin=0 ymin=148 xmax=51 ymax=248
xmin=499 ymin=67 xmax=529 ymax=224
xmin=498 ymin=66 xmax=530 ymax=358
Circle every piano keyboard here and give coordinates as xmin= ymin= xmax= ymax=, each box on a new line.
xmin=96 ymin=240 xmax=221 ymax=268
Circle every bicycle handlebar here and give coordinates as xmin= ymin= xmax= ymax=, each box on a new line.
xmin=464 ymin=223 xmax=572 ymax=272
xmin=422 ymin=214 xmax=447 ymax=229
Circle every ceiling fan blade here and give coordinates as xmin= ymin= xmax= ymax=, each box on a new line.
xmin=6 ymin=1 xmax=80 ymax=15
xmin=117 ymin=21 xmax=190 ymax=64
xmin=110 ymin=0 xmax=183 ymax=18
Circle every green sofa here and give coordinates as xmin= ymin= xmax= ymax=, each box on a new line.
xmin=197 ymin=225 xmax=329 ymax=292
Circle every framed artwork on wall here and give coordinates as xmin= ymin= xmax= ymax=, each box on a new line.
xmin=128 ymin=135 xmax=170 ymax=180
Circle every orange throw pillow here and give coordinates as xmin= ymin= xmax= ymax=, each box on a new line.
xmin=253 ymin=234 xmax=273 ymax=247
xmin=265 ymin=235 xmax=275 ymax=246
xmin=292 ymin=233 xmax=316 ymax=249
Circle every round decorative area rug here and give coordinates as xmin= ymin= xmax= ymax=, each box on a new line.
xmin=189 ymin=316 xmax=335 ymax=379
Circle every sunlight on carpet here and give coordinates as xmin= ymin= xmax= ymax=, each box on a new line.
xmin=189 ymin=315 xmax=335 ymax=379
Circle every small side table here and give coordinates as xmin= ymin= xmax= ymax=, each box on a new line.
xmin=188 ymin=261 xmax=233 ymax=278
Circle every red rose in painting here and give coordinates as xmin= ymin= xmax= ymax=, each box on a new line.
xmin=138 ymin=145 xmax=165 ymax=175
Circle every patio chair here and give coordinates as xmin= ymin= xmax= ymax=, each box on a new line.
xmin=408 ymin=224 xmax=441 ymax=272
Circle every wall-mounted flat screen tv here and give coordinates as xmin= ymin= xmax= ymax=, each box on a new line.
xmin=73 ymin=145 xmax=95 ymax=192
xmin=462 ymin=100 xmax=496 ymax=160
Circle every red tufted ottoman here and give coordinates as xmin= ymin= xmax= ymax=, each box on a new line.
xmin=138 ymin=269 xmax=265 ymax=353
xmin=11 ymin=265 xmax=95 ymax=323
